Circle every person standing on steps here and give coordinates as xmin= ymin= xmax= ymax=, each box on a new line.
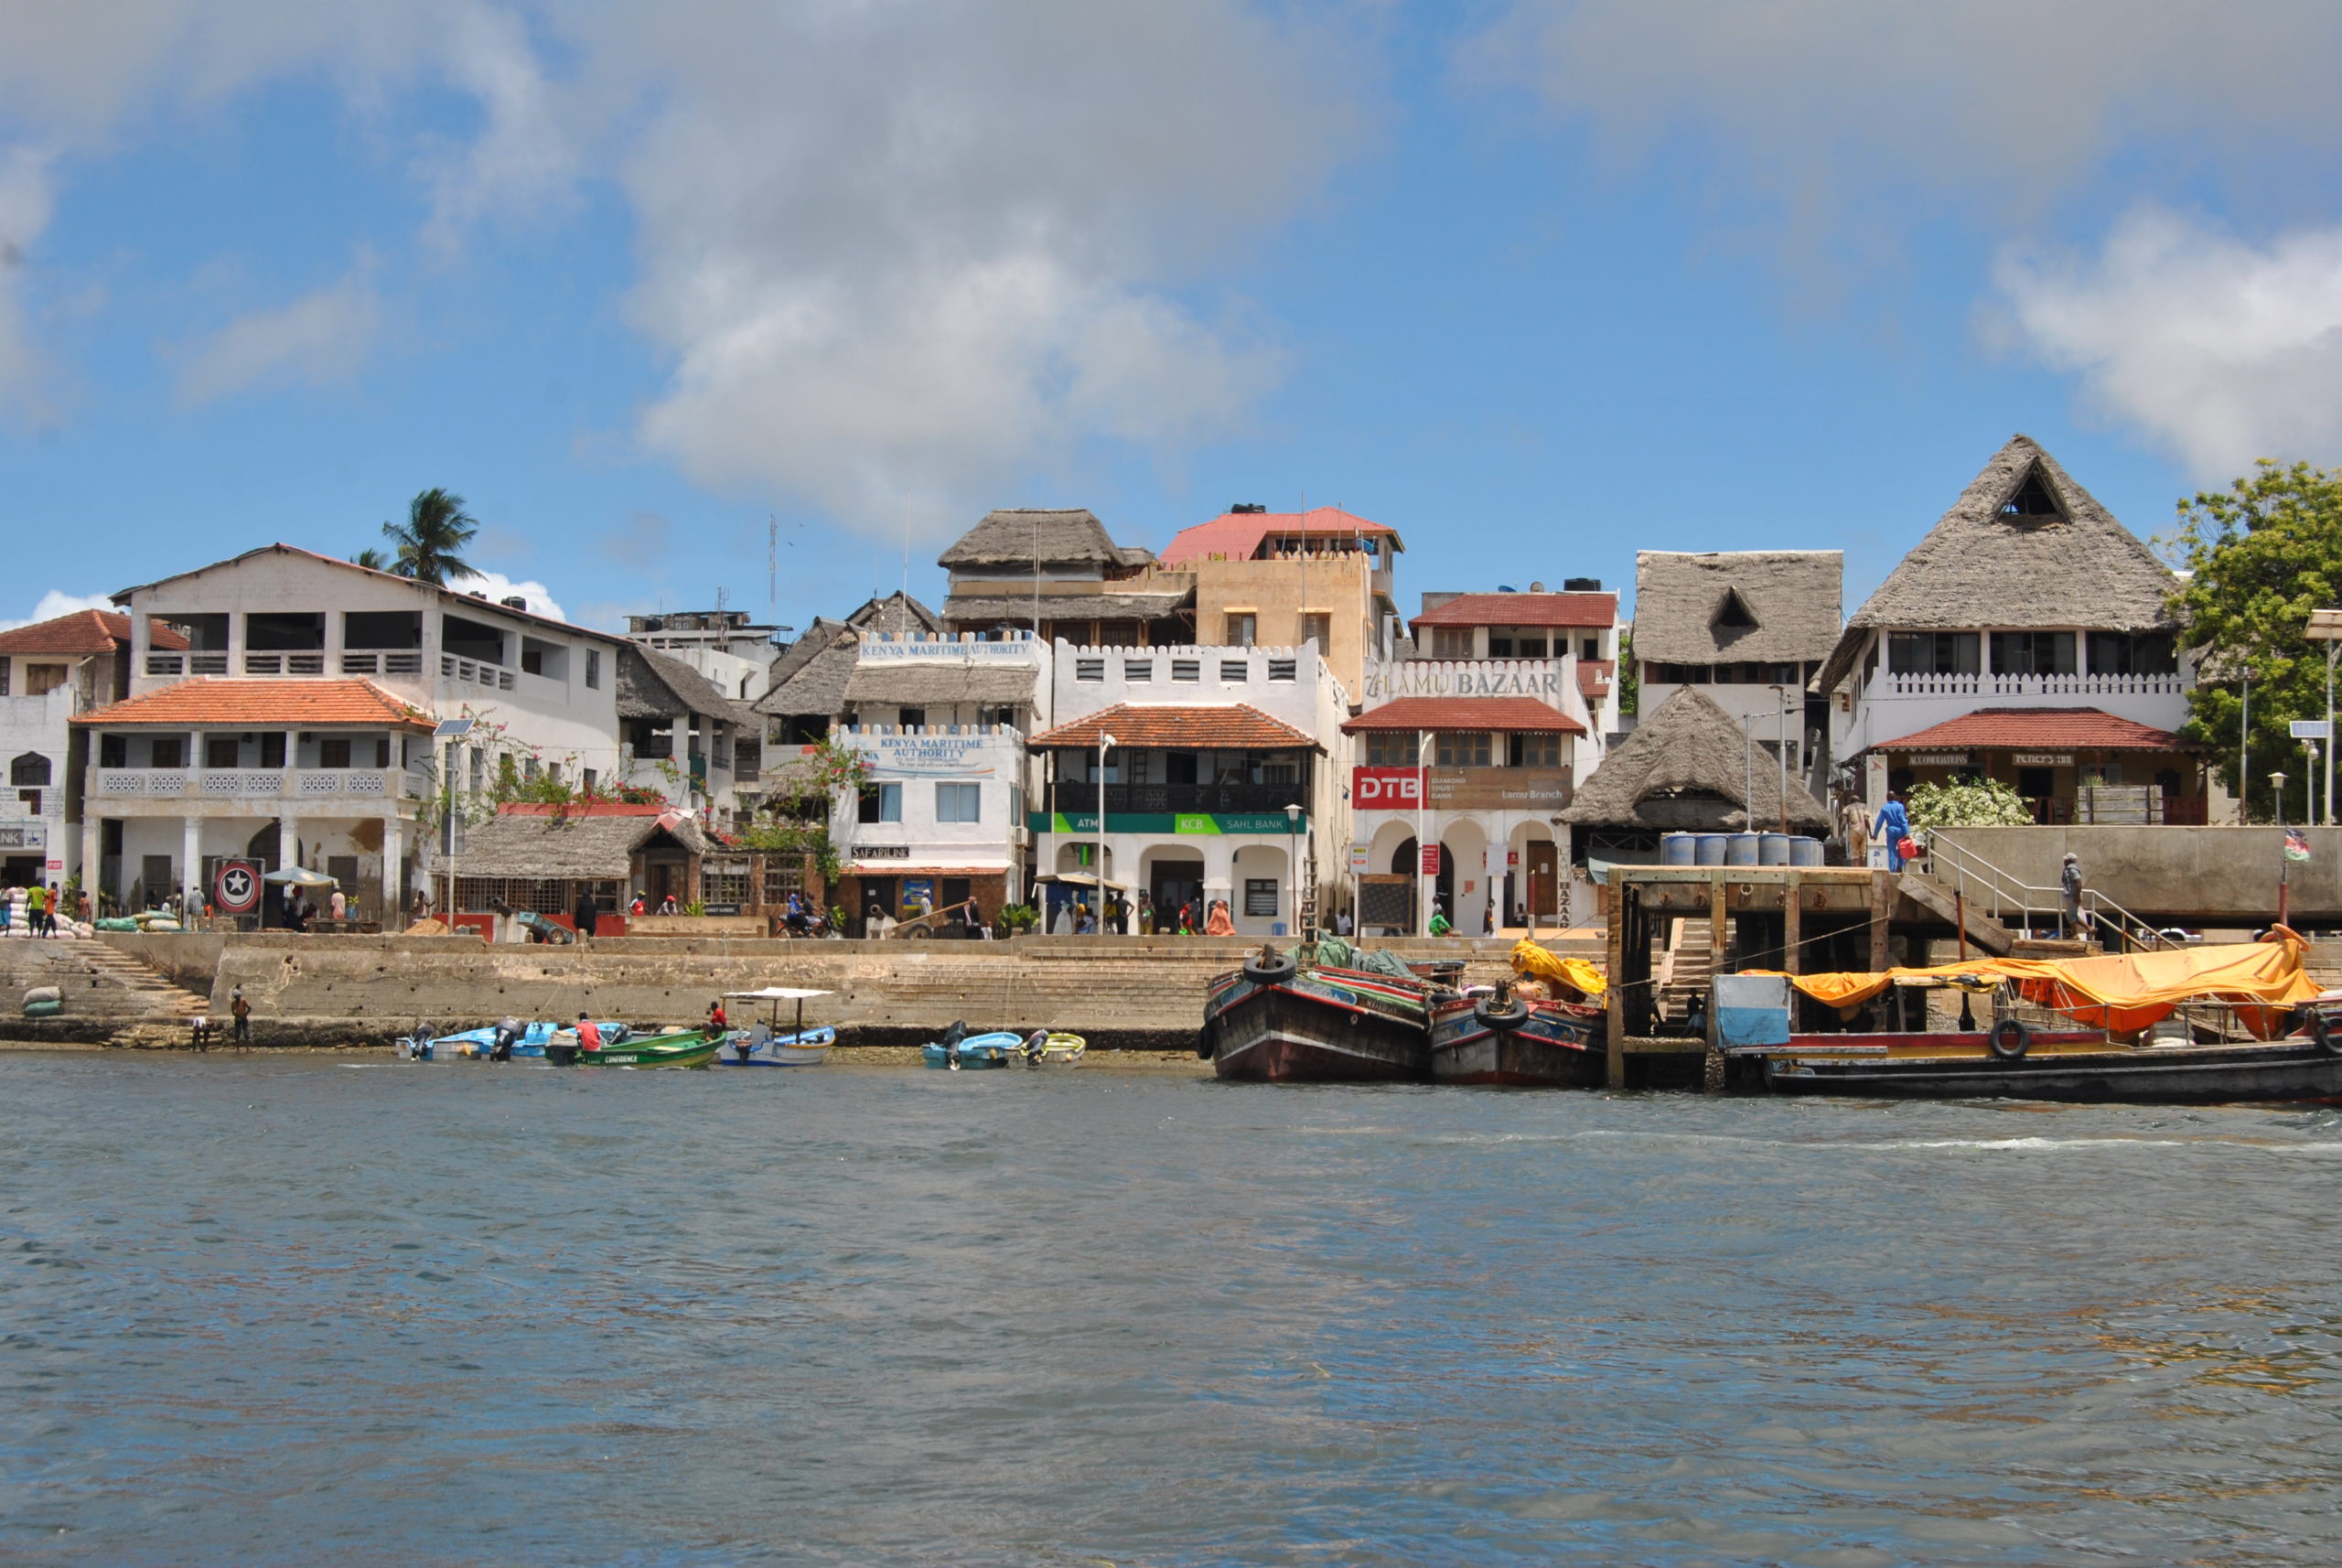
xmin=1873 ymin=790 xmax=1912 ymax=874
xmin=2060 ymin=851 xmax=2085 ymax=940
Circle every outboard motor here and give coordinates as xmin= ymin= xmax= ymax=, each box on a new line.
xmin=942 ymin=1018 xmax=968 ymax=1070
xmin=491 ymin=1016 xmax=521 ymax=1061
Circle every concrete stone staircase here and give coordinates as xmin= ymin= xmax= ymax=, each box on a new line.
xmin=1655 ymin=918 xmax=1717 ymax=1024
xmin=1 ymin=933 xmax=214 ymax=1020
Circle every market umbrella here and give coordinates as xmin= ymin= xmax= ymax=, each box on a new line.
xmin=264 ymin=865 xmax=338 ymax=886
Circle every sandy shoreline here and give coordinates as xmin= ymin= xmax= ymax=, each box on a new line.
xmin=0 ymin=1038 xmax=1214 ymax=1073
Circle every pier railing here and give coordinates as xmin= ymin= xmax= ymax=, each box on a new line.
xmin=1923 ymin=832 xmax=2171 ymax=950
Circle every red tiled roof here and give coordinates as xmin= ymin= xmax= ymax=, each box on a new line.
xmin=1875 ymin=708 xmax=2191 ymax=752
xmin=0 ymin=608 xmax=184 ymax=655
xmin=1410 ymin=593 xmax=1617 ymax=629
xmin=1157 ymin=506 xmax=1398 ymax=567
xmin=70 ymin=679 xmax=436 ymax=729
xmin=1342 ymin=697 xmax=1585 ymax=735
xmin=1032 ymin=703 xmax=1316 ymax=750
xmin=1577 ymin=659 xmax=1615 ymax=698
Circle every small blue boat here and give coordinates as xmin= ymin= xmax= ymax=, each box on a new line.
xmin=921 ymin=1021 xmax=1023 ymax=1069
xmin=717 ymin=1025 xmax=838 ymax=1066
xmin=398 ymin=1018 xmax=631 ymax=1061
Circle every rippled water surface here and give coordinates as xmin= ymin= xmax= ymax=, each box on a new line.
xmin=5 ymin=1054 xmax=2340 ymax=1566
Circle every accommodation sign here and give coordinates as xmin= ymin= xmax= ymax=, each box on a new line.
xmin=1361 ymin=658 xmax=1566 ymax=704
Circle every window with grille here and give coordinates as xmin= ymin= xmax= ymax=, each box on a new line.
xmin=1124 ymin=660 xmax=1153 ymax=681
xmin=150 ymin=736 xmax=185 ymax=769
xmin=1365 ymin=732 xmax=1414 ymax=767
xmin=1267 ymin=658 xmax=1296 ymax=681
xmin=1244 ymin=878 xmax=1279 ymax=918
xmin=1300 ymin=614 xmax=1331 ymax=649
xmin=1509 ymin=732 xmax=1561 ymax=768
xmin=1225 ymin=614 xmax=1256 ymax=646
xmin=936 ymin=782 xmax=982 ymax=822
xmin=25 ymin=663 xmax=67 ymax=695
xmin=763 ymin=859 xmax=804 ymax=904
xmin=205 ymin=736 xmax=240 ymax=768
xmin=1075 ymin=659 xmax=1104 ymax=681
xmin=1219 ymin=660 xmax=1248 ymax=682
xmin=1172 ymin=660 xmax=1199 ymax=682
xmin=317 ymin=737 xmax=352 ymax=768
xmin=1435 ymin=731 xmax=1491 ymax=768
xmin=1431 ymin=628 xmax=1473 ymax=659
xmin=703 ymin=863 xmax=752 ymax=906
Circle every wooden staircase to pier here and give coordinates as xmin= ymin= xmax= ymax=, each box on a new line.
xmin=1896 ymin=870 xmax=2015 ymax=956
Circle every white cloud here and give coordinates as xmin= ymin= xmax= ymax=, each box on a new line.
xmin=1 ymin=588 xmax=114 ymax=631
xmin=446 ymin=570 xmax=564 ymax=623
xmin=0 ymin=145 xmax=55 ymax=418
xmin=171 ymin=259 xmax=380 ymax=405
xmin=1993 ymin=209 xmax=2342 ymax=479
xmin=1477 ymin=2 xmax=2342 ymax=272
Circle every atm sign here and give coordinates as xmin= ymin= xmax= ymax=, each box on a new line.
xmin=1352 ymin=767 xmax=1423 ymax=809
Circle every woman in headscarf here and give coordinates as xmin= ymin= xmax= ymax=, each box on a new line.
xmin=1203 ymin=898 xmax=1235 ymax=936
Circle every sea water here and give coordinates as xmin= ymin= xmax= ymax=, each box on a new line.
xmin=4 ymin=1055 xmax=2338 ymax=1565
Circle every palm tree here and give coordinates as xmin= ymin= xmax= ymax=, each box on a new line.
xmin=381 ymin=488 xmax=480 ymax=585
xmin=352 ymin=547 xmax=391 ymax=572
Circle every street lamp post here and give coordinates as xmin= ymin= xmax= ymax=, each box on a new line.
xmin=2273 ymin=769 xmax=2292 ymax=927
xmin=1095 ymin=732 xmax=1116 ymax=938
xmin=1284 ymin=802 xmax=1302 ymax=939
xmin=1770 ymin=684 xmax=1792 ymax=834
xmin=2305 ymin=608 xmax=2342 ymax=827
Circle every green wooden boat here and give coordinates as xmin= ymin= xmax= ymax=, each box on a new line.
xmin=575 ymin=1028 xmax=723 ymax=1069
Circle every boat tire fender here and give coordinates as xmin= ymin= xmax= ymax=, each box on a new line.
xmin=2310 ymin=1009 xmax=2340 ymax=1056
xmin=1195 ymin=1022 xmax=1217 ymax=1060
xmin=1241 ymin=953 xmax=1296 ymax=986
xmin=1474 ymin=997 xmax=1532 ymax=1033
xmin=1987 ymin=1018 xmax=2031 ymax=1060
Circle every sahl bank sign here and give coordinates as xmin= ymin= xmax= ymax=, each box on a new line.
xmin=1361 ymin=659 xmax=1567 ymax=703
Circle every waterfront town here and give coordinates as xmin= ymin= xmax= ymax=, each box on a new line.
xmin=0 ymin=432 xmax=2237 ymax=945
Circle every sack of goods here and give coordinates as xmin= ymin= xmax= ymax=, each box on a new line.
xmin=23 ymin=985 xmax=62 ymax=1017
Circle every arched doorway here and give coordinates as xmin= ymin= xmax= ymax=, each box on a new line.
xmin=1390 ymin=835 xmax=1452 ymax=930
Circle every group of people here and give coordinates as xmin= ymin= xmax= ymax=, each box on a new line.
xmin=1049 ymin=895 xmax=1241 ymax=936
xmin=1 ymin=880 xmax=73 ymax=937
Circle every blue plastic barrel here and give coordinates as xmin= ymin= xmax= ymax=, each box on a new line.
xmin=1725 ymin=832 xmax=1760 ymax=865
xmin=1660 ymin=832 xmax=1697 ymax=866
xmin=1789 ymin=837 xmax=1823 ymax=867
xmin=1694 ymin=833 xmax=1727 ymax=866
xmin=1758 ymin=832 xmax=1791 ymax=865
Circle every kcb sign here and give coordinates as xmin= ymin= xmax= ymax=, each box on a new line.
xmin=1352 ymin=767 xmax=1423 ymax=809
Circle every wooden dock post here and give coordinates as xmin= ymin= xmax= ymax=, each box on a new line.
xmin=1868 ymin=869 xmax=1891 ymax=973
xmin=1605 ymin=887 xmax=1626 ymax=1089
xmin=1783 ymin=881 xmax=1802 ymax=976
xmin=1709 ymin=873 xmax=1729 ymax=980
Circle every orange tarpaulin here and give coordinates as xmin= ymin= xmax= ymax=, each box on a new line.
xmin=1511 ymin=939 xmax=1607 ymax=998
xmin=1748 ymin=929 xmax=2320 ymax=1037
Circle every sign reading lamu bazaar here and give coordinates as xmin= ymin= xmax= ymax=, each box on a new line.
xmin=1360 ymin=658 xmax=1567 ymax=704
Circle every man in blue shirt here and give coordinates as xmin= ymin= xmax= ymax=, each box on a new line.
xmin=1874 ymin=791 xmax=1912 ymax=873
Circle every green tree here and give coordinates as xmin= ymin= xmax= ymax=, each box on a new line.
xmin=1617 ymin=628 xmax=1638 ymax=717
xmin=2168 ymin=459 xmax=2342 ymax=822
xmin=381 ymin=487 xmax=480 ymax=585
xmin=351 ymin=547 xmax=391 ymax=571
xmin=1905 ymin=777 xmax=2033 ymax=831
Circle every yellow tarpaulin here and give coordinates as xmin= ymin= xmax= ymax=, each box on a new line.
xmin=1511 ymin=939 xmax=1607 ymax=998
xmin=1746 ymin=929 xmax=2320 ymax=1037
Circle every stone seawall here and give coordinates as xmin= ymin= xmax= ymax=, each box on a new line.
xmin=76 ymin=932 xmax=1577 ymax=1050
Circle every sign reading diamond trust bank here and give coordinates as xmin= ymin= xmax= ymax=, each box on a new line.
xmin=1361 ymin=658 xmax=1568 ymax=703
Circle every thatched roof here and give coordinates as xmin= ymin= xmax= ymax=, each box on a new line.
xmin=1633 ymin=551 xmax=1842 ymax=665
xmin=843 ymin=661 xmax=1037 ymax=706
xmin=754 ymin=594 xmax=940 ymax=719
xmin=1557 ymin=687 xmax=1830 ymax=832
xmin=940 ymin=589 xmax=1192 ymax=627
xmin=457 ymin=810 xmax=710 ymax=879
xmin=618 ymin=644 xmax=751 ymax=725
xmin=939 ymin=509 xmax=1136 ymax=570
xmin=1819 ymin=435 xmax=2180 ymax=690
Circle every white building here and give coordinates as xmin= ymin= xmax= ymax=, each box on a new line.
xmin=615 ymin=642 xmax=762 ymax=828
xmin=625 ymin=607 xmax=788 ymax=706
xmin=1026 ymin=640 xmax=1349 ymax=937
xmin=0 ymin=609 xmax=177 ymax=893
xmin=1816 ymin=436 xmax=2205 ymax=824
xmin=81 ymin=544 xmax=626 ymax=918
xmin=826 ymin=630 xmax=1052 ymax=929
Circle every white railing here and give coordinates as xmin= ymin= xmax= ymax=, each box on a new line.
xmin=1876 ymin=671 xmax=2188 ymax=700
xmin=1924 ymin=833 xmax=2168 ymax=950
xmin=341 ymin=651 xmax=424 ymax=676
xmin=440 ymin=655 xmax=514 ymax=690
xmin=97 ymin=768 xmax=397 ymax=800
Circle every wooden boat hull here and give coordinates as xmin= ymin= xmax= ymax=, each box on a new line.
xmin=1205 ymin=965 xmax=1430 ymax=1082
xmin=1763 ymin=1035 xmax=2342 ymax=1104
xmin=1428 ymin=997 xmax=1604 ymax=1087
xmin=579 ymin=1030 xmax=722 ymax=1069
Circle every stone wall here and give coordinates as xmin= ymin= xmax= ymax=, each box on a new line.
xmin=1932 ymin=826 xmax=2342 ymax=926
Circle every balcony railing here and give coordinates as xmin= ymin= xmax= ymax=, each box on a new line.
xmin=95 ymin=768 xmax=413 ymax=801
xmin=441 ymin=655 xmax=515 ymax=690
xmin=1050 ymin=780 xmax=1307 ymax=814
xmin=340 ymin=651 xmax=424 ymax=675
xmin=243 ymin=652 xmax=326 ymax=675
xmin=1874 ymin=671 xmax=2188 ymax=699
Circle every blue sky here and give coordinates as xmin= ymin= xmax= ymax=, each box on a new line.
xmin=7 ymin=2 xmax=2342 ymax=635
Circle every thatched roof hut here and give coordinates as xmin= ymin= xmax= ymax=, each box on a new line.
xmin=938 ymin=509 xmax=1152 ymax=572
xmin=1558 ymin=687 xmax=1830 ymax=834
xmin=456 ymin=807 xmax=710 ymax=880
xmin=618 ymin=644 xmax=755 ymax=727
xmin=1818 ymin=435 xmax=2179 ymax=690
xmin=1633 ymin=551 xmax=1842 ymax=668
xmin=755 ymin=593 xmax=940 ymax=721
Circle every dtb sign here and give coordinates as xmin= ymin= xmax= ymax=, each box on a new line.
xmin=1352 ymin=767 xmax=1423 ymax=809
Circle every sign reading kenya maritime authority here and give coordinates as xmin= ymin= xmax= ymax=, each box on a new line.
xmin=854 ymin=732 xmax=1000 ymax=777
xmin=1361 ymin=658 xmax=1568 ymax=705
xmin=859 ymin=637 xmax=1045 ymax=663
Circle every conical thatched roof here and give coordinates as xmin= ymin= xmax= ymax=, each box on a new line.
xmin=754 ymin=593 xmax=940 ymax=719
xmin=940 ymin=508 xmax=1138 ymax=570
xmin=1818 ymin=435 xmax=2178 ymax=690
xmin=1557 ymin=687 xmax=1829 ymax=832
xmin=1633 ymin=551 xmax=1842 ymax=666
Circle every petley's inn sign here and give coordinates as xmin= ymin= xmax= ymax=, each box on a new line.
xmin=1360 ymin=658 xmax=1568 ymax=704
